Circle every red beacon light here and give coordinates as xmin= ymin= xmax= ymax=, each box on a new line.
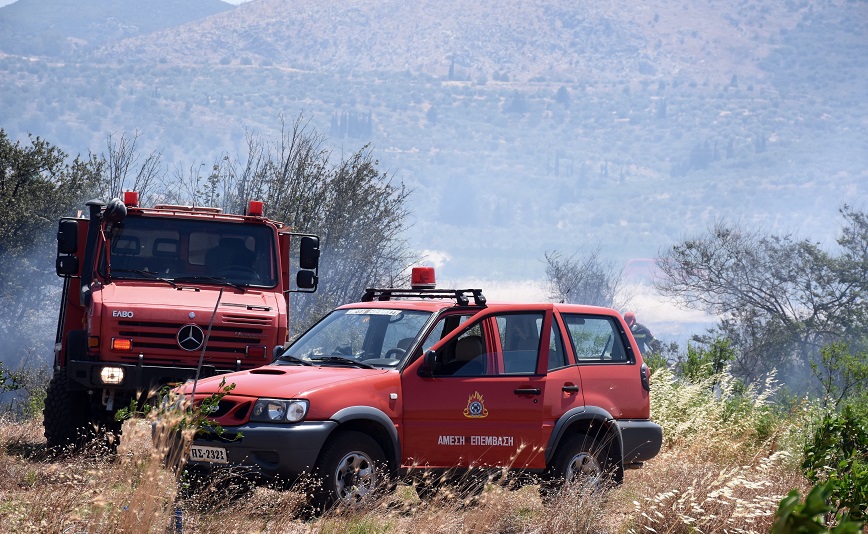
xmin=411 ymin=266 xmax=436 ymax=289
xmin=247 ymin=200 xmax=264 ymax=217
xmin=123 ymin=191 xmax=139 ymax=207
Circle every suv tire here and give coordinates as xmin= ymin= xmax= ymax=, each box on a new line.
xmin=541 ymin=432 xmax=612 ymax=500
xmin=311 ymin=430 xmax=389 ymax=512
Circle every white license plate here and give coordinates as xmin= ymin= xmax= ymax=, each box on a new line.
xmin=189 ymin=445 xmax=228 ymax=464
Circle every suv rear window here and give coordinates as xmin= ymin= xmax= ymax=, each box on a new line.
xmin=561 ymin=314 xmax=629 ymax=362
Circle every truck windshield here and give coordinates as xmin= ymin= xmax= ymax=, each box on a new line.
xmin=102 ymin=216 xmax=278 ymax=288
xmin=277 ymin=308 xmax=433 ymax=367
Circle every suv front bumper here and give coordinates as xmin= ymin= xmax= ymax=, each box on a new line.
xmin=187 ymin=421 xmax=338 ymax=482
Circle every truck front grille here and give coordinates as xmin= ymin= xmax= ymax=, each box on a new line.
xmin=113 ymin=319 xmax=270 ymax=364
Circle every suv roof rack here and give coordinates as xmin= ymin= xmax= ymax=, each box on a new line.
xmin=360 ymin=288 xmax=487 ymax=307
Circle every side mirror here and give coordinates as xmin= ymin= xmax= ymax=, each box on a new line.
xmin=57 ymin=219 xmax=79 ymax=254
xmin=419 ymin=349 xmax=439 ymax=378
xmin=56 ymin=255 xmax=79 ymax=276
xmin=296 ymin=270 xmax=318 ymax=290
xmin=299 ymin=236 xmax=320 ymax=270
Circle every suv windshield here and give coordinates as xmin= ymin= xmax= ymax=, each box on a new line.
xmin=102 ymin=215 xmax=278 ymax=287
xmin=277 ymin=308 xmax=432 ymax=367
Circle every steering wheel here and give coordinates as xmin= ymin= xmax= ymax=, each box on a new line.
xmin=384 ymin=348 xmax=406 ymax=359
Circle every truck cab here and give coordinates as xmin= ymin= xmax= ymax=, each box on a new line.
xmin=46 ymin=192 xmax=319 ymax=449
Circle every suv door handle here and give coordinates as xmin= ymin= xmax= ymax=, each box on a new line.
xmin=514 ymin=388 xmax=541 ymax=396
xmin=562 ymin=385 xmax=580 ymax=393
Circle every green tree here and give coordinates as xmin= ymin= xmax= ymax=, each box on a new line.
xmin=655 ymin=208 xmax=868 ymax=389
xmin=0 ymin=130 xmax=102 ymax=366
xmin=180 ymin=116 xmax=415 ymax=330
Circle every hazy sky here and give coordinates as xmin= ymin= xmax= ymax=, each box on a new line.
xmin=0 ymin=0 xmax=253 ymax=6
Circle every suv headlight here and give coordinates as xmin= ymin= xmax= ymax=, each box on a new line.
xmin=250 ymin=399 xmax=309 ymax=423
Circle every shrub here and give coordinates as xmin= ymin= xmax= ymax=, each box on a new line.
xmin=801 ymin=406 xmax=868 ymax=524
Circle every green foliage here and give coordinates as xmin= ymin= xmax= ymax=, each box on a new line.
xmin=116 ymin=378 xmax=237 ymax=438
xmin=657 ymin=208 xmax=868 ymax=390
xmin=0 ymin=362 xmax=20 ymax=392
xmin=811 ymin=342 xmax=868 ymax=409
xmin=772 ymin=482 xmax=864 ymax=533
xmin=0 ymin=360 xmax=49 ymax=421
xmin=679 ymin=336 xmax=736 ymax=382
xmin=802 ymin=406 xmax=868 ymax=523
xmin=0 ymin=130 xmax=102 ymax=369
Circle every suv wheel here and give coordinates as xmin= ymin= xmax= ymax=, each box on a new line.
xmin=541 ymin=432 xmax=611 ymax=500
xmin=311 ymin=430 xmax=388 ymax=512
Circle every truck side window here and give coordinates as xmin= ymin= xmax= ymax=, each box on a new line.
xmin=562 ymin=314 xmax=629 ymax=363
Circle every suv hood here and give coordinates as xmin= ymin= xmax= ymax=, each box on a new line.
xmin=184 ymin=366 xmax=391 ymax=398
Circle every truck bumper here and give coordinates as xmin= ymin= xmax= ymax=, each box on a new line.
xmin=66 ymin=358 xmax=232 ymax=392
xmin=618 ymin=419 xmax=663 ymax=463
xmin=187 ymin=421 xmax=338 ymax=482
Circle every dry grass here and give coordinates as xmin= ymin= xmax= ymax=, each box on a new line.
xmin=0 ymin=369 xmax=813 ymax=533
xmin=0 ymin=420 xmax=809 ymax=533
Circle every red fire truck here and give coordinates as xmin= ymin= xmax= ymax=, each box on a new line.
xmin=183 ymin=267 xmax=662 ymax=510
xmin=46 ymin=191 xmax=319 ymax=449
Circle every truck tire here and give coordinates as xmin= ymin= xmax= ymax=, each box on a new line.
xmin=540 ymin=432 xmax=613 ymax=501
xmin=43 ymin=368 xmax=92 ymax=450
xmin=310 ymin=430 xmax=389 ymax=512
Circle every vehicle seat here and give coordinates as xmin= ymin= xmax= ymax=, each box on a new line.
xmin=444 ymin=335 xmax=485 ymax=376
xmin=205 ymin=237 xmax=255 ymax=273
xmin=111 ymin=236 xmax=142 ymax=271
xmin=150 ymin=238 xmax=180 ymax=275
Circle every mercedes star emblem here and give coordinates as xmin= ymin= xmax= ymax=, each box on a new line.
xmin=177 ymin=324 xmax=205 ymax=351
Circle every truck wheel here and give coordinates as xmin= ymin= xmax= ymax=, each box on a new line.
xmin=43 ymin=368 xmax=92 ymax=450
xmin=540 ymin=432 xmax=612 ymax=501
xmin=311 ymin=430 xmax=389 ymax=512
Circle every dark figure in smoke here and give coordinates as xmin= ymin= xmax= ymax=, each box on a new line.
xmin=624 ymin=311 xmax=657 ymax=354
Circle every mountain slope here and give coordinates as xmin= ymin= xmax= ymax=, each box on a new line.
xmin=0 ymin=0 xmax=232 ymax=57
xmin=93 ymin=0 xmax=812 ymax=85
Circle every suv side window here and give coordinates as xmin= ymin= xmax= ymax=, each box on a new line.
xmin=562 ymin=314 xmax=629 ymax=363
xmin=547 ymin=318 xmax=568 ymax=370
xmin=496 ymin=312 xmax=544 ymax=374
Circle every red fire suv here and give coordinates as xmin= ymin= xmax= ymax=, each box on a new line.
xmin=182 ymin=268 xmax=662 ymax=509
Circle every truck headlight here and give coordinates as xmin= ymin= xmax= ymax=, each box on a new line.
xmin=250 ymin=399 xmax=308 ymax=423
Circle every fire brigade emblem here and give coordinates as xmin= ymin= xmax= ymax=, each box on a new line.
xmin=463 ymin=391 xmax=488 ymax=419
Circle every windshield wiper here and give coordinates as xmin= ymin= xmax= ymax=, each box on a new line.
xmin=173 ymin=276 xmax=246 ymax=293
xmin=310 ymin=356 xmax=376 ymax=369
xmin=111 ymin=269 xmax=177 ymax=288
xmin=275 ymin=354 xmax=313 ymax=366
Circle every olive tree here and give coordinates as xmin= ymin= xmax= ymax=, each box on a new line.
xmin=184 ymin=116 xmax=415 ymax=330
xmin=0 ymin=130 xmax=102 ymax=368
xmin=655 ymin=206 xmax=868 ymax=391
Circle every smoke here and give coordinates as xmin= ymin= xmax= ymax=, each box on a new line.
xmin=0 ymin=245 xmax=61 ymax=373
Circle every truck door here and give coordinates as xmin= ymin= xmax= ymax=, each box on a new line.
xmin=401 ymin=308 xmax=551 ymax=470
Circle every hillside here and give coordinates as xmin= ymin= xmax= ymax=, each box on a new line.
xmin=0 ymin=0 xmax=865 ymax=283
xmin=93 ymin=0 xmax=806 ymax=85
xmin=0 ymin=0 xmax=232 ymax=57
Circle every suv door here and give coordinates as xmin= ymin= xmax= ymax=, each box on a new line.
xmin=559 ymin=311 xmax=650 ymax=419
xmin=401 ymin=308 xmax=551 ymax=470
